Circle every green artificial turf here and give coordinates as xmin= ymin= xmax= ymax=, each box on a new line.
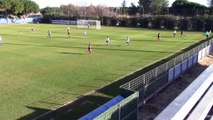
xmin=0 ymin=24 xmax=204 ymax=120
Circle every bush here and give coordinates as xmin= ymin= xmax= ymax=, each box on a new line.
xmin=110 ymin=17 xmax=118 ymax=26
xmin=40 ymin=14 xmax=213 ymax=31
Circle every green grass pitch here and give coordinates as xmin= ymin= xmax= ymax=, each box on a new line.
xmin=0 ymin=24 xmax=204 ymax=119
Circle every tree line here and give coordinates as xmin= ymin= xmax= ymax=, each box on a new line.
xmin=40 ymin=0 xmax=213 ymax=17
xmin=0 ymin=0 xmax=213 ymax=31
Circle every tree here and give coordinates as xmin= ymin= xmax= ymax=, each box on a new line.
xmin=139 ymin=0 xmax=152 ymax=14
xmin=40 ymin=7 xmax=53 ymax=15
xmin=121 ymin=0 xmax=127 ymax=14
xmin=0 ymin=0 xmax=39 ymax=18
xmin=151 ymin=0 xmax=169 ymax=14
xmin=128 ymin=3 xmax=139 ymax=15
xmin=171 ymin=0 xmax=207 ymax=16
xmin=0 ymin=0 xmax=12 ymax=11
xmin=11 ymin=0 xmax=24 ymax=15
xmin=22 ymin=0 xmax=39 ymax=14
xmin=161 ymin=0 xmax=169 ymax=14
xmin=60 ymin=4 xmax=84 ymax=17
xmin=138 ymin=0 xmax=168 ymax=14
xmin=41 ymin=7 xmax=61 ymax=16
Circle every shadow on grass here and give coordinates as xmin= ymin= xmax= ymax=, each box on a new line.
xmin=17 ymin=106 xmax=50 ymax=120
xmin=19 ymin=95 xmax=112 ymax=120
xmin=19 ymin=64 xmax=151 ymax=120
xmin=5 ymin=42 xmax=174 ymax=54
xmin=17 ymin=60 xmax=210 ymax=120
xmin=57 ymin=52 xmax=84 ymax=55
xmin=94 ymin=44 xmax=122 ymax=47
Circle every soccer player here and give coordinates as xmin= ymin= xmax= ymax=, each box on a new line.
xmin=88 ymin=42 xmax=92 ymax=55
xmin=205 ymin=31 xmax=209 ymax=39
xmin=106 ymin=36 xmax=110 ymax=45
xmin=126 ymin=36 xmax=130 ymax=46
xmin=31 ymin=25 xmax=35 ymax=32
xmin=48 ymin=30 xmax=52 ymax=38
xmin=173 ymin=30 xmax=176 ymax=38
xmin=83 ymin=31 xmax=87 ymax=39
xmin=157 ymin=33 xmax=160 ymax=41
xmin=67 ymin=27 xmax=71 ymax=38
xmin=180 ymin=30 xmax=184 ymax=37
xmin=0 ymin=36 xmax=3 ymax=45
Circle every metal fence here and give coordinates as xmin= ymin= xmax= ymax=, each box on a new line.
xmin=90 ymin=38 xmax=213 ymax=120
xmin=120 ymin=38 xmax=213 ymax=104
xmin=94 ymin=92 xmax=139 ymax=120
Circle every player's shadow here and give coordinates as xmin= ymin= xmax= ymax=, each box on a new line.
xmin=94 ymin=44 xmax=121 ymax=47
xmin=70 ymin=36 xmax=84 ymax=39
xmin=57 ymin=52 xmax=84 ymax=55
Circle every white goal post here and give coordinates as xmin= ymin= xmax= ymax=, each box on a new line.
xmin=77 ymin=19 xmax=101 ymax=29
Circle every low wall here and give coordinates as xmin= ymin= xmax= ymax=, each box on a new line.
xmin=51 ymin=20 xmax=77 ymax=25
xmin=0 ymin=18 xmax=41 ymax=24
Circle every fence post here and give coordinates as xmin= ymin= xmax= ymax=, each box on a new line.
xmin=154 ymin=67 xmax=158 ymax=96
xmin=173 ymin=58 xmax=176 ymax=80
xmin=186 ymin=51 xmax=189 ymax=69
xmin=142 ymin=75 xmax=145 ymax=104
xmin=136 ymin=92 xmax=139 ymax=120
xmin=181 ymin=54 xmax=183 ymax=74
xmin=128 ymin=82 xmax=131 ymax=90
xmin=166 ymin=62 xmax=168 ymax=71
xmin=118 ymin=103 xmax=121 ymax=120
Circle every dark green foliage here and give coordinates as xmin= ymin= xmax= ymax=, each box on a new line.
xmin=120 ymin=17 xmax=129 ymax=27
xmin=121 ymin=0 xmax=127 ymax=14
xmin=151 ymin=16 xmax=166 ymax=29
xmin=22 ymin=0 xmax=39 ymax=14
xmin=40 ymin=7 xmax=61 ymax=16
xmin=139 ymin=16 xmax=149 ymax=28
xmin=0 ymin=0 xmax=39 ymax=18
xmin=139 ymin=0 xmax=169 ymax=14
xmin=130 ymin=18 xmax=138 ymax=27
xmin=171 ymin=0 xmax=207 ymax=16
xmin=128 ymin=3 xmax=139 ymax=15
xmin=38 ymin=1 xmax=213 ymax=31
xmin=10 ymin=0 xmax=24 ymax=14
xmin=102 ymin=16 xmax=111 ymax=26
xmin=139 ymin=0 xmax=152 ymax=14
xmin=179 ymin=18 xmax=190 ymax=30
xmin=111 ymin=17 xmax=118 ymax=26
xmin=205 ymin=17 xmax=213 ymax=30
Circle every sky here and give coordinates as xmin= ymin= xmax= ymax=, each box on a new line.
xmin=31 ymin=0 xmax=208 ymax=9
